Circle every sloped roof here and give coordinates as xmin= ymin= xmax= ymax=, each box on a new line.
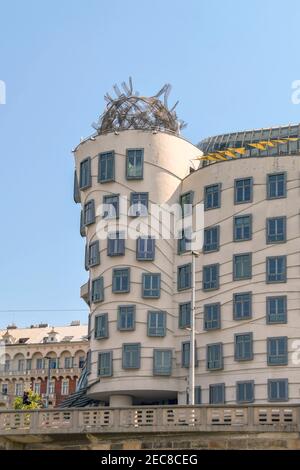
xmin=0 ymin=324 xmax=88 ymax=345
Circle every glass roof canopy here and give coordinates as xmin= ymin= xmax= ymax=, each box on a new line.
xmin=198 ymin=124 xmax=300 ymax=162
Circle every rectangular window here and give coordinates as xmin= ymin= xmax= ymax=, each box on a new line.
xmin=112 ymin=268 xmax=130 ymax=293
xmin=142 ymin=273 xmax=161 ymax=298
xmin=49 ymin=359 xmax=57 ymax=369
xmin=266 ymin=256 xmax=286 ymax=283
xmin=18 ymin=359 xmax=25 ymax=371
xmin=107 ymin=232 xmax=125 ymax=256
xmin=234 ymin=177 xmax=253 ymax=204
xmin=79 ymin=157 xmax=91 ymax=189
xmin=98 ymin=151 xmax=115 ymax=183
xmin=4 ymin=360 xmax=10 ymax=372
xmin=204 ymin=303 xmax=221 ymax=330
xmin=79 ymin=356 xmax=85 ymax=368
xmin=91 ymin=276 xmax=104 ymax=303
xmin=209 ymin=383 xmax=225 ymax=404
xmin=268 ymin=379 xmax=288 ymax=402
xmin=203 ymin=226 xmax=220 ymax=252
xmin=26 ymin=359 xmax=32 ymax=371
xmin=178 ymin=227 xmax=192 ymax=254
xmin=178 ymin=263 xmax=192 ymax=290
xmin=61 ymin=380 xmax=69 ymax=396
xmin=180 ymin=191 xmax=194 ymax=216
xmin=126 ymin=148 xmax=144 ymax=179
xmin=15 ymin=383 xmax=24 ymax=397
xmin=98 ymin=351 xmax=113 ymax=377
xmin=34 ymin=382 xmax=41 ymax=395
xmin=130 ymin=192 xmax=148 ymax=217
xmin=233 ymin=292 xmax=252 ymax=320
xmin=267 ymin=337 xmax=288 ymax=365
xmin=117 ymin=305 xmax=135 ymax=331
xmin=153 ymin=349 xmax=172 ymax=376
xmin=84 ymin=200 xmax=95 ymax=226
xmin=233 ymin=253 xmax=252 ymax=280
xmin=136 ymin=237 xmax=155 ymax=260
xmin=266 ymin=217 xmax=286 ymax=243
xmin=267 ymin=296 xmax=287 ymax=324
xmin=207 ymin=343 xmax=223 ymax=370
xmin=36 ymin=358 xmax=44 ymax=370
xmin=122 ymin=343 xmax=141 ymax=369
xmin=181 ymin=341 xmax=190 ymax=368
xmin=204 ymin=184 xmax=221 ymax=210
xmin=88 ymin=241 xmax=100 ymax=267
xmin=195 ymin=386 xmax=202 ymax=405
xmin=179 ymin=302 xmax=191 ymax=329
xmin=235 ymin=333 xmax=253 ymax=361
xmin=203 ymin=263 xmax=219 ymax=291
xmin=147 ymin=311 xmax=166 ymax=337
xmin=267 ymin=173 xmax=286 ymax=199
xmin=236 ymin=381 xmax=254 ymax=403
xmin=234 ymin=215 xmax=252 ymax=241
xmin=48 ymin=381 xmax=55 ymax=395
xmin=103 ymin=194 xmax=119 ymax=219
xmin=94 ymin=313 xmax=108 ymax=339
xmin=64 ymin=357 xmax=72 ymax=369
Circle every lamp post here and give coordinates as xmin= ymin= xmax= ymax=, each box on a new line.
xmin=189 ymin=250 xmax=200 ymax=406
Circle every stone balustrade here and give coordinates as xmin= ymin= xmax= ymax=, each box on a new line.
xmin=0 ymin=367 xmax=82 ymax=378
xmin=0 ymin=405 xmax=299 ymax=436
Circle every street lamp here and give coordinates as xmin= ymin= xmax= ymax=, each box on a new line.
xmin=180 ymin=249 xmax=200 ymax=406
xmin=190 ymin=250 xmax=200 ymax=406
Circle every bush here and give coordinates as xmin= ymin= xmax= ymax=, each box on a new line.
xmin=13 ymin=390 xmax=43 ymax=410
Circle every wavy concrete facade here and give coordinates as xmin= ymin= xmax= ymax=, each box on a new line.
xmin=74 ymin=127 xmax=300 ymax=406
xmin=178 ymin=155 xmax=300 ymax=405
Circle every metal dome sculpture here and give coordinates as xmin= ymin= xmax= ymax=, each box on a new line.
xmin=92 ymin=78 xmax=186 ymax=135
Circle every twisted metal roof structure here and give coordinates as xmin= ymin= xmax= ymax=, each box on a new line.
xmin=92 ymin=78 xmax=186 ymax=135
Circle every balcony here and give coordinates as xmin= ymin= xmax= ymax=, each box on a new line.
xmin=0 ymin=367 xmax=83 ymax=379
xmin=80 ymin=281 xmax=89 ymax=304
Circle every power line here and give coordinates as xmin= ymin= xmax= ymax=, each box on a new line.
xmin=0 ymin=309 xmax=88 ymax=313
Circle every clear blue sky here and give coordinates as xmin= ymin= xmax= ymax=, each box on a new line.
xmin=0 ymin=0 xmax=299 ymax=328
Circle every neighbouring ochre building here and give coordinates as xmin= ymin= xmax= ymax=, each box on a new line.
xmin=72 ymin=80 xmax=300 ymax=407
xmin=0 ymin=322 xmax=88 ymax=408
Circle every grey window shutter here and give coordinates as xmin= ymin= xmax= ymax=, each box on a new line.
xmin=95 ymin=240 xmax=100 ymax=265
xmin=90 ymin=200 xmax=95 ymax=224
xmin=84 ymin=244 xmax=89 ymax=271
xmin=73 ymin=170 xmax=81 ymax=203
xmin=86 ymin=158 xmax=92 ymax=187
xmin=80 ymin=210 xmax=85 ymax=237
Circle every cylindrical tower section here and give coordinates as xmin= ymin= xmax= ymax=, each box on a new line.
xmin=73 ymin=129 xmax=200 ymax=405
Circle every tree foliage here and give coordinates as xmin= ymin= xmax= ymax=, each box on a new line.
xmin=13 ymin=390 xmax=43 ymax=410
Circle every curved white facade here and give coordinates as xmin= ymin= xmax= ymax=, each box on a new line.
xmin=73 ymin=129 xmax=200 ymax=405
xmin=73 ymin=127 xmax=300 ymax=406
